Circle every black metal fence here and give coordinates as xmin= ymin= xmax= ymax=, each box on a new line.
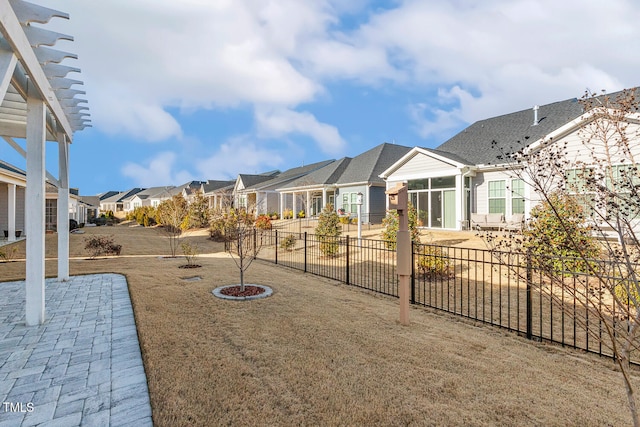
xmin=255 ymin=230 xmax=637 ymax=364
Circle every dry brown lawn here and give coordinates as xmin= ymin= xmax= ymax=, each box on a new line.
xmin=0 ymin=223 xmax=635 ymax=426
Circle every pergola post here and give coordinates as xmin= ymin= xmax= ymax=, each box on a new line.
xmin=25 ymin=85 xmax=46 ymax=326
xmin=58 ymin=133 xmax=69 ymax=281
xmin=7 ymin=182 xmax=15 ymax=241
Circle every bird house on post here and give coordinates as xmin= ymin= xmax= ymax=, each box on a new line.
xmin=386 ymin=183 xmax=410 ymax=325
xmin=386 ymin=183 xmax=407 ymax=213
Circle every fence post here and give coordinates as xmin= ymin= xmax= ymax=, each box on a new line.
xmin=304 ymin=232 xmax=307 ymax=273
xmin=411 ymin=242 xmax=416 ymax=304
xmin=346 ymin=235 xmax=350 ymax=285
xmin=253 ymin=228 xmax=257 ymax=259
xmin=275 ymin=230 xmax=278 ymax=265
xmin=526 ymin=248 xmax=532 ymax=340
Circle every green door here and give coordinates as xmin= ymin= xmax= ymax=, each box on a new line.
xmin=443 ymin=190 xmax=456 ymax=229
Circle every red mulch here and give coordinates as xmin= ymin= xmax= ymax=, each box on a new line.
xmin=220 ymin=285 xmax=265 ymax=297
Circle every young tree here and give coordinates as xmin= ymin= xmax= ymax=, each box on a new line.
xmin=156 ymin=194 xmax=189 ymax=257
xmin=315 ymin=203 xmax=341 ymax=256
xmin=381 ymin=202 xmax=421 ymax=250
xmin=187 ymin=191 xmax=210 ymax=229
xmin=487 ymin=89 xmax=640 ymax=425
xmin=224 ymin=208 xmax=263 ymax=292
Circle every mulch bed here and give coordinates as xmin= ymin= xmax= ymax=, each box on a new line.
xmin=220 ymin=285 xmax=266 ymax=297
xmin=179 ymin=264 xmax=202 ymax=269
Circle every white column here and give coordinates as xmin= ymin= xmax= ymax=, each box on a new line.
xmin=26 ymin=87 xmax=46 ymax=326
xmin=58 ymin=135 xmax=70 ymax=282
xmin=279 ymin=192 xmax=284 ymax=219
xmin=7 ymin=183 xmax=16 ymax=241
xmin=455 ymin=173 xmax=463 ymax=231
xmin=306 ymin=191 xmax=310 ymax=216
xmin=292 ymin=192 xmax=297 ymax=218
xmin=322 ymin=188 xmax=327 ymax=210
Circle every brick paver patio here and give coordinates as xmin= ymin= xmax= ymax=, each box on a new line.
xmin=0 ymin=274 xmax=152 ymax=427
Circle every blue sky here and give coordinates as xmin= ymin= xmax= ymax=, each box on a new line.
xmin=1 ymin=0 xmax=639 ymax=195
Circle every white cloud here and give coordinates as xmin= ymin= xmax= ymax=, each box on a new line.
xmin=255 ymin=107 xmax=345 ymax=155
xmin=195 ymin=136 xmax=284 ymax=179
xmin=46 ymin=0 xmax=640 ymax=150
xmin=121 ymin=152 xmax=194 ymax=187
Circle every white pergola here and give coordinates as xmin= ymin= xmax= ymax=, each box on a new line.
xmin=0 ymin=0 xmax=90 ymax=326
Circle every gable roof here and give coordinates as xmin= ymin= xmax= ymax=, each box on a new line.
xmin=202 ymin=179 xmax=235 ymax=193
xmin=435 ymin=96 xmax=588 ymax=165
xmin=280 ymin=157 xmax=352 ymax=190
xmin=336 ymin=143 xmax=413 ymax=185
xmin=128 ymin=186 xmax=171 ymax=201
xmin=243 ymin=159 xmax=336 ymax=191
xmin=101 ymin=188 xmax=144 ymax=204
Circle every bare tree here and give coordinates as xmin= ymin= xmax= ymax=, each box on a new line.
xmin=484 ymin=89 xmax=640 ymax=425
xmin=222 ymin=207 xmax=265 ymax=291
xmin=156 ymin=194 xmax=189 ymax=257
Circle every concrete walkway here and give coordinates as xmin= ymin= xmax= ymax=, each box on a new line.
xmin=0 ymin=274 xmax=152 ymax=427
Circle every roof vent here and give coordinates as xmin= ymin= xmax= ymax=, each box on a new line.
xmin=532 ymin=105 xmax=539 ymax=126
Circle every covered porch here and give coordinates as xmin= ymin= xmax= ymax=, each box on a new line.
xmin=278 ymin=186 xmax=336 ymax=219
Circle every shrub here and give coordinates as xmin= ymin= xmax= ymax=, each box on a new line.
xmin=84 ymin=235 xmax=122 ymax=259
xmin=255 ymin=215 xmax=272 ymax=230
xmin=523 ymin=192 xmax=600 ymax=275
xmin=0 ymin=246 xmax=17 ymax=261
xmin=280 ymin=234 xmax=296 ymax=251
xmin=180 ymin=241 xmax=200 ymax=266
xmin=381 ymin=202 xmax=420 ymax=250
xmin=416 ymin=245 xmax=453 ymax=278
xmin=283 ymin=208 xmax=293 ymax=219
xmin=298 ymin=210 xmax=305 ymax=218
xmin=339 ymin=216 xmax=350 ymax=224
xmin=315 ymin=203 xmax=341 ymax=256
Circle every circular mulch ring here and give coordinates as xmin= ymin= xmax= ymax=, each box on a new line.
xmin=212 ymin=284 xmax=273 ymax=301
xmin=178 ymin=264 xmax=202 ymax=269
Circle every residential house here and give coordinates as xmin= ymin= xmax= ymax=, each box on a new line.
xmin=0 ymin=160 xmax=26 ymax=240
xmin=201 ymin=180 xmax=235 ymax=209
xmin=99 ymin=188 xmax=144 ymax=215
xmin=277 ymin=143 xmax=413 ymax=223
xmin=380 ymin=92 xmax=634 ymax=230
xmin=1 ymin=160 xmax=92 ymax=238
xmin=125 ymin=186 xmax=174 ymax=212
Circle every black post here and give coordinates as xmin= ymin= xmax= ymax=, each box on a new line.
xmin=253 ymin=228 xmax=257 ymax=260
xmin=411 ymin=242 xmax=416 ymax=304
xmin=346 ymin=235 xmax=350 ymax=285
xmin=526 ymin=248 xmax=532 ymax=340
xmin=275 ymin=230 xmax=278 ymax=265
xmin=304 ymin=232 xmax=308 ymax=273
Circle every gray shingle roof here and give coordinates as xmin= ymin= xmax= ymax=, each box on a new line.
xmin=280 ymin=158 xmax=352 ymax=189
xmin=436 ymin=97 xmax=585 ymax=165
xmin=336 ymin=143 xmax=413 ymax=184
xmin=242 ymin=160 xmax=335 ymax=191
xmin=434 ymin=88 xmax=640 ymax=166
xmin=202 ymin=180 xmax=235 ymax=193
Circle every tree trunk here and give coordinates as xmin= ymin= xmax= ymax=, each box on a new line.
xmin=621 ymin=350 xmax=640 ymax=427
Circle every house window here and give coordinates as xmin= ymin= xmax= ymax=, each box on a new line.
xmin=45 ymin=199 xmax=57 ymax=231
xmin=607 ymin=165 xmax=640 ymax=220
xmin=566 ymin=168 xmax=596 ymax=219
xmin=488 ymin=180 xmax=506 ymax=214
xmin=511 ymin=179 xmax=525 ymax=215
xmin=350 ymin=193 xmax=358 ymax=213
xmin=342 ymin=193 xmax=349 ymax=213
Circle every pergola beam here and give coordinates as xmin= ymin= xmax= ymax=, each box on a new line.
xmin=0 ymin=0 xmax=73 ymax=140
